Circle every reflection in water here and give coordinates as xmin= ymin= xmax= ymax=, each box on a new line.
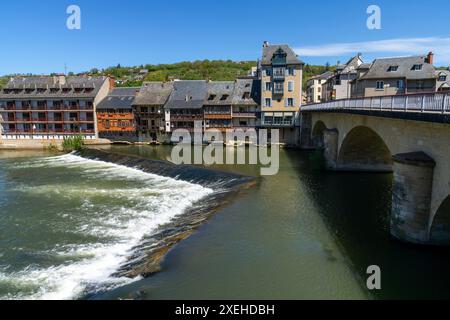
xmin=1 ymin=145 xmax=450 ymax=299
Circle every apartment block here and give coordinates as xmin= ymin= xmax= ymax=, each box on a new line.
xmin=351 ymin=52 xmax=440 ymax=98
xmin=322 ymin=55 xmax=363 ymax=101
xmin=204 ymin=81 xmax=234 ymax=132
xmin=0 ymin=76 xmax=111 ymax=140
xmin=132 ymin=82 xmax=173 ymax=141
xmin=259 ymin=42 xmax=303 ymax=143
xmin=231 ymin=78 xmax=260 ymax=130
xmin=306 ymin=71 xmax=333 ymax=103
xmin=164 ymin=80 xmax=207 ymax=133
xmin=96 ymin=87 xmax=139 ymax=142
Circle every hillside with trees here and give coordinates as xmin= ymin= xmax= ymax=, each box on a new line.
xmin=88 ymin=60 xmax=257 ymax=87
xmin=0 ymin=61 xmax=332 ymax=90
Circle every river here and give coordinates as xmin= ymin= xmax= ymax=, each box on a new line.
xmin=1 ymin=146 xmax=450 ymax=300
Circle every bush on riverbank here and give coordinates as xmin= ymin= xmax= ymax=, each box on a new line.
xmin=62 ymin=135 xmax=84 ymax=152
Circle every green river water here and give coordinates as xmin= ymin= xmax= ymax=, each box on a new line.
xmin=1 ymin=146 xmax=450 ymax=300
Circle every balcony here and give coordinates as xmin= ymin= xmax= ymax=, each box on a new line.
xmin=232 ymin=112 xmax=256 ymax=118
xmin=170 ymin=114 xmax=203 ymax=121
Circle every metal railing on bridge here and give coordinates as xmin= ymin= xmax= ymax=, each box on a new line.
xmin=302 ymin=92 xmax=450 ymax=114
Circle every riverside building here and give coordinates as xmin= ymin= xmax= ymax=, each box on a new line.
xmin=259 ymin=42 xmax=304 ymax=144
xmin=96 ymin=87 xmax=139 ymax=142
xmin=0 ymin=76 xmax=111 ymax=140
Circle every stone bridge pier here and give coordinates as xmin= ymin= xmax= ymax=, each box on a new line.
xmin=306 ymin=112 xmax=450 ymax=246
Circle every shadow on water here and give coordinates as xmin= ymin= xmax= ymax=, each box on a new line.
xmin=285 ymin=150 xmax=450 ymax=300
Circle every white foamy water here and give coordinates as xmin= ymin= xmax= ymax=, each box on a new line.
xmin=0 ymin=153 xmax=213 ymax=300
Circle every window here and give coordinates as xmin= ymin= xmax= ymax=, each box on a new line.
xmin=416 ymin=80 xmax=425 ymax=90
xmin=439 ymin=75 xmax=447 ymax=82
xmin=273 ymin=68 xmax=284 ymax=77
xmin=388 ymin=66 xmax=399 ymax=72
xmin=220 ymin=95 xmax=229 ymax=101
xmin=274 ymin=117 xmax=283 ymax=125
xmin=265 ymin=82 xmax=272 ymax=91
xmin=318 ymin=87 xmax=321 ymax=93
xmin=412 ymin=64 xmax=423 ymax=71
xmin=397 ymin=80 xmax=405 ymax=89
xmin=242 ymin=92 xmax=250 ymax=99
xmin=208 ymin=95 xmax=216 ymax=101
xmin=288 ymin=81 xmax=294 ymax=92
xmin=376 ymin=81 xmax=384 ymax=90
xmin=264 ymin=116 xmax=273 ymax=125
xmin=286 ymin=98 xmax=294 ymax=107
xmin=287 ymin=68 xmax=295 ymax=76
xmin=265 ymin=98 xmax=272 ymax=107
xmin=265 ymin=69 xmax=271 ymax=77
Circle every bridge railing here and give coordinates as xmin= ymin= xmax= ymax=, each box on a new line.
xmin=302 ymin=92 xmax=450 ymax=114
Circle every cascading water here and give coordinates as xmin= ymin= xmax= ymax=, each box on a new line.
xmin=0 ymin=152 xmax=248 ymax=300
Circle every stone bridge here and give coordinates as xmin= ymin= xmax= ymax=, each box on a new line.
xmin=300 ymin=92 xmax=450 ymax=246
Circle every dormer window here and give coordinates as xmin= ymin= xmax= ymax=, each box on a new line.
xmin=208 ymin=94 xmax=216 ymax=101
xmin=388 ymin=66 xmax=398 ymax=72
xmin=412 ymin=64 xmax=423 ymax=71
xmin=242 ymin=92 xmax=251 ymax=99
xmin=272 ymin=48 xmax=287 ymax=65
xmin=220 ymin=94 xmax=229 ymax=101
xmin=439 ymin=75 xmax=447 ymax=82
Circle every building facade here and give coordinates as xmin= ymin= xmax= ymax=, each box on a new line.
xmin=132 ymin=82 xmax=173 ymax=141
xmin=0 ymin=76 xmax=111 ymax=140
xmin=96 ymin=87 xmax=139 ymax=142
xmin=306 ymin=71 xmax=333 ymax=103
xmin=351 ymin=53 xmax=438 ymax=98
xmin=164 ymin=80 xmax=207 ymax=133
xmin=322 ymin=55 xmax=363 ymax=102
xmin=259 ymin=42 xmax=303 ymax=143
xmin=231 ymin=78 xmax=260 ymax=130
xmin=204 ymin=81 xmax=234 ymax=132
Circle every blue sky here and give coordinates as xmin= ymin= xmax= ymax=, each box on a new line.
xmin=1 ymin=0 xmax=450 ymax=75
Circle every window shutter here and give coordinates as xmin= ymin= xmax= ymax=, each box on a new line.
xmin=294 ymin=98 xmax=297 ymax=107
xmin=285 ymin=98 xmax=288 ymax=107
xmin=293 ymin=68 xmax=296 ymax=76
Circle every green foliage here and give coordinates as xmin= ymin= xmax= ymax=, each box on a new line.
xmin=0 ymin=77 xmax=8 ymax=89
xmin=98 ymin=60 xmax=257 ymax=87
xmin=62 ymin=135 xmax=84 ymax=152
xmin=302 ymin=63 xmax=336 ymax=91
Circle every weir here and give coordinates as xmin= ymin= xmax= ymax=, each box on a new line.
xmin=78 ymin=148 xmax=254 ymax=190
xmin=77 ymin=148 xmax=256 ymax=278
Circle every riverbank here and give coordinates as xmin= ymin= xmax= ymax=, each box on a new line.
xmin=0 ymin=139 xmax=111 ymax=150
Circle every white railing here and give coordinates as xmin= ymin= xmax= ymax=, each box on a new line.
xmin=302 ymin=92 xmax=450 ymax=114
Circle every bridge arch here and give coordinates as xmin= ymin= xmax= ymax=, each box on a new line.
xmin=430 ymin=195 xmax=450 ymax=245
xmin=338 ymin=126 xmax=393 ymax=172
xmin=312 ymin=120 xmax=327 ymax=149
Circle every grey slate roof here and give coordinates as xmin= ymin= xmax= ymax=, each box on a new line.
xmin=165 ymin=80 xmax=207 ymax=110
xmin=133 ymin=82 xmax=174 ymax=106
xmin=358 ymin=63 xmax=372 ymax=70
xmin=96 ymin=87 xmax=139 ymax=110
xmin=261 ymin=44 xmax=303 ymax=66
xmin=310 ymin=71 xmax=334 ymax=81
xmin=359 ymin=56 xmax=436 ymax=80
xmin=231 ymin=79 xmax=260 ymax=106
xmin=0 ymin=76 xmax=108 ymax=99
xmin=204 ymin=81 xmax=235 ymax=105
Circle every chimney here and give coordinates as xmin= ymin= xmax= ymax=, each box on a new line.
xmin=58 ymin=75 xmax=66 ymax=86
xmin=108 ymin=76 xmax=116 ymax=90
xmin=427 ymin=52 xmax=434 ymax=65
xmin=263 ymin=41 xmax=270 ymax=48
